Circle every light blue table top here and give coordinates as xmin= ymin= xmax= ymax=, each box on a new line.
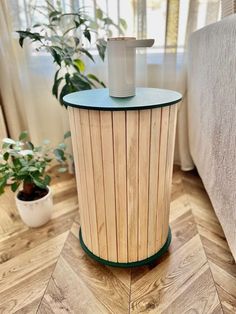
xmin=63 ymin=88 xmax=182 ymax=111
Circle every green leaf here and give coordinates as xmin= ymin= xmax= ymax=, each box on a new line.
xmin=16 ymin=31 xmax=43 ymax=47
xmin=65 ymin=73 xmax=71 ymax=84
xmin=96 ymin=38 xmax=107 ymax=61
xmin=19 ymin=158 xmax=27 ymax=167
xmin=64 ymin=131 xmax=71 ymax=139
xmin=51 ymin=46 xmax=64 ymax=55
xmin=0 ymin=175 xmax=8 ymax=189
xmin=78 ymin=48 xmax=94 ymax=62
xmin=3 ymin=138 xmax=15 ymax=145
xmin=58 ymin=143 xmax=66 ymax=150
xmin=49 ymin=10 xmax=61 ymax=21
xmin=3 ymin=152 xmax=9 ymax=161
xmin=27 ymin=141 xmax=34 ymax=150
xmin=54 ymin=69 xmax=60 ymax=81
xmin=0 ymin=164 xmax=7 ymax=173
xmin=87 ymin=73 xmax=106 ymax=87
xmin=74 ymin=17 xmax=86 ymax=28
xmin=19 ymin=130 xmax=28 ymax=141
xmin=18 ymin=166 xmax=29 ymax=175
xmin=53 ymin=148 xmax=65 ymax=161
xmin=52 ymin=77 xmax=63 ymax=98
xmin=96 ymin=8 xmax=103 ymax=20
xmin=28 ymin=166 xmax=39 ymax=172
xmin=83 ymin=29 xmax=91 ymax=43
xmin=73 ymin=59 xmax=85 ymax=73
xmin=70 ymin=73 xmax=93 ymax=90
xmin=89 ymin=21 xmax=98 ymax=30
xmin=2 ymin=143 xmax=9 ymax=149
xmin=74 ymin=20 xmax=80 ymax=28
xmin=103 ymin=17 xmax=113 ymax=25
xmin=59 ymin=84 xmax=73 ymax=106
xmin=12 ymin=158 xmax=21 ymax=168
xmin=44 ymin=175 xmax=51 ymax=186
xmin=11 ymin=182 xmax=20 ymax=192
xmin=32 ymin=177 xmax=47 ymax=189
xmin=48 ymin=47 xmax=61 ymax=66
xmin=119 ymin=18 xmax=127 ymax=30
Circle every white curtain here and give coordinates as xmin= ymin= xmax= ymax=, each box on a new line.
xmin=0 ymin=0 xmax=27 ymax=139
xmin=0 ymin=0 xmax=70 ymax=145
xmin=2 ymin=0 xmax=221 ymax=169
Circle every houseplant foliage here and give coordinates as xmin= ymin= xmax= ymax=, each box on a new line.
xmin=16 ymin=1 xmax=127 ymax=106
xmin=0 ymin=130 xmax=71 ymax=201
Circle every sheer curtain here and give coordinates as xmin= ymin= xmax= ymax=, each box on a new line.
xmin=2 ymin=0 xmax=221 ymax=169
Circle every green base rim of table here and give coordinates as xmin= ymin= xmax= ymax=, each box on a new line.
xmin=79 ymin=227 xmax=171 ymax=268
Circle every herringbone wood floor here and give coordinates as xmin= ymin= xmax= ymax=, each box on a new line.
xmin=0 ymin=166 xmax=235 ymax=313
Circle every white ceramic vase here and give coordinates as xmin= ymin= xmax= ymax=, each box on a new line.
xmin=15 ymin=186 xmax=53 ymax=228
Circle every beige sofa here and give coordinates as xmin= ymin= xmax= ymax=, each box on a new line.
xmin=187 ymin=14 xmax=236 ymax=260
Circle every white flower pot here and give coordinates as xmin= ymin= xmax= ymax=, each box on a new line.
xmin=15 ymin=186 xmax=53 ymax=228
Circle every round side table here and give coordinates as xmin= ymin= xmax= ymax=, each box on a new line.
xmin=64 ymin=87 xmax=182 ymax=267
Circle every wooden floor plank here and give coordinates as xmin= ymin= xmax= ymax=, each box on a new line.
xmin=216 ymin=284 xmax=236 ymax=314
xmin=0 ymin=265 xmax=55 ymax=313
xmin=0 ymin=232 xmax=68 ymax=295
xmin=209 ymin=261 xmax=236 ymax=301
xmin=169 ymin=208 xmax=198 ymax=253
xmin=162 ymin=265 xmax=223 ymax=314
xmin=130 ymin=235 xmax=210 ymax=313
xmin=38 ymin=256 xmax=109 ymax=314
xmin=59 ymin=232 xmax=130 ymax=313
xmin=201 ymin=235 xmax=236 ymax=278
xmin=0 ymin=210 xmax=76 ymax=264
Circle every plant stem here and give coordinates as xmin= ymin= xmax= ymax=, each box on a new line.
xmin=23 ymin=181 xmax=35 ymax=195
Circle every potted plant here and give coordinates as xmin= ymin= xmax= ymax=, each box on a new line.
xmin=0 ymin=130 xmax=71 ymax=227
xmin=16 ymin=1 xmax=127 ymax=106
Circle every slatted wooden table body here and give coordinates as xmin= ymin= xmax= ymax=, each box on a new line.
xmin=64 ymin=88 xmax=182 ymax=266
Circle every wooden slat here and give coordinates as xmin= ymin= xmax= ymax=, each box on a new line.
xmin=89 ymin=110 xmax=108 ymax=260
xmin=100 ymin=111 xmax=117 ymax=262
xmin=138 ymin=109 xmax=151 ymax=260
xmin=148 ymin=108 xmax=161 ymax=256
xmin=156 ymin=106 xmax=170 ymax=249
xmin=163 ymin=104 xmax=178 ymax=242
xmin=79 ymin=109 xmax=99 ymax=256
xmin=126 ymin=110 xmax=139 ymax=262
xmin=113 ymin=111 xmax=128 ymax=263
xmin=69 ymin=108 xmax=91 ymax=249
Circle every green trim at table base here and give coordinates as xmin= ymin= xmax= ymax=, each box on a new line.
xmin=79 ymin=227 xmax=171 ymax=268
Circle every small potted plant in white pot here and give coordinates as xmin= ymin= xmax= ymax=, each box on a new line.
xmin=0 ymin=130 xmax=71 ymax=227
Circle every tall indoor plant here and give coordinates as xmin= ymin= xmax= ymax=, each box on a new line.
xmin=17 ymin=1 xmax=127 ymax=106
